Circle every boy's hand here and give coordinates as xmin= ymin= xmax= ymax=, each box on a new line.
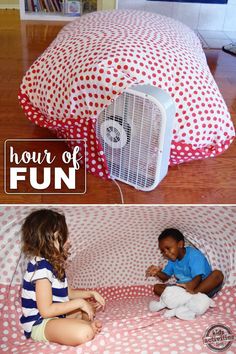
xmin=91 ymin=291 xmax=105 ymax=310
xmin=146 ymin=265 xmax=163 ymax=278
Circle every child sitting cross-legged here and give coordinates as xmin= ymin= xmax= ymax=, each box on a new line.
xmin=146 ymin=228 xmax=224 ymax=298
xmin=20 ymin=209 xmax=105 ymax=346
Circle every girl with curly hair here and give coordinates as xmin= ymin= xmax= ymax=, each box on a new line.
xmin=20 ymin=209 xmax=105 ymax=346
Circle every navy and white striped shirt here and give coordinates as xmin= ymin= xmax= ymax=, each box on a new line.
xmin=20 ymin=257 xmax=69 ymax=338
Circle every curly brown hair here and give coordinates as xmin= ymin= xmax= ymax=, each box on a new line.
xmin=21 ymin=209 xmax=69 ymax=280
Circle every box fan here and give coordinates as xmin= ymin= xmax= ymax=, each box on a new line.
xmin=96 ymin=85 xmax=175 ymax=191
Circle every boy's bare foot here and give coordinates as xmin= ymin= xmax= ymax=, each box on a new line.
xmin=91 ymin=320 xmax=102 ymax=334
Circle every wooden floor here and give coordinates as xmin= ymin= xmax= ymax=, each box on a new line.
xmin=0 ymin=10 xmax=235 ymax=204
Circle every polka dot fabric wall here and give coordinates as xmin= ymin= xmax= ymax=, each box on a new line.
xmin=0 ymin=206 xmax=235 ymax=353
xmin=18 ymin=10 xmax=235 ymax=180
xmin=0 ymin=205 xmax=235 ymax=287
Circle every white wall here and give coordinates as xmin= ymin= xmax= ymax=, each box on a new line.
xmin=0 ymin=0 xmax=19 ymax=9
xmin=118 ymin=0 xmax=236 ymax=30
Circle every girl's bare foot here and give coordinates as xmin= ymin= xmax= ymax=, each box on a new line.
xmin=91 ymin=320 xmax=102 ymax=334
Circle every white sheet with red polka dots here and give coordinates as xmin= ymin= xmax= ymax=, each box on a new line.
xmin=0 ymin=205 xmax=235 ymax=287
xmin=18 ymin=10 xmax=235 ymax=180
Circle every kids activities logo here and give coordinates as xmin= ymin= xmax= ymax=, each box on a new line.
xmin=4 ymin=139 xmax=86 ymax=194
xmin=203 ymin=324 xmax=235 ymax=352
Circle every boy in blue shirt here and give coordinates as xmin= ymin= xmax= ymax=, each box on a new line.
xmin=146 ymin=228 xmax=224 ymax=298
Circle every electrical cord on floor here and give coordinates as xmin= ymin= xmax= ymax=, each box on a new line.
xmin=112 ymin=179 xmax=124 ymax=204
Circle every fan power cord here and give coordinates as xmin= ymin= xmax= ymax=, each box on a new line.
xmin=112 ymin=178 xmax=124 ymax=204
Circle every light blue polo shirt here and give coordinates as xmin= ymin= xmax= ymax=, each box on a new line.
xmin=162 ymin=246 xmax=212 ymax=283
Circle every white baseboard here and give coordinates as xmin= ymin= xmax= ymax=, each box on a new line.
xmin=0 ymin=4 xmax=19 ymax=9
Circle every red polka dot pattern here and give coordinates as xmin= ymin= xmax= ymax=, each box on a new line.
xmin=18 ymin=10 xmax=235 ymax=179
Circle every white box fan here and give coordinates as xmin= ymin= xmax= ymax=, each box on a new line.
xmin=96 ymin=85 xmax=175 ymax=191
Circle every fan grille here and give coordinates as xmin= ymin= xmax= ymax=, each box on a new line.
xmin=96 ymin=91 xmax=163 ymax=190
